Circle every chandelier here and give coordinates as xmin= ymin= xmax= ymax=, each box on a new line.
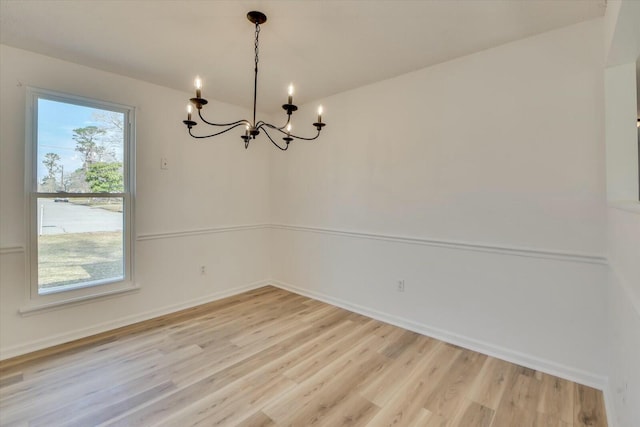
xmin=182 ymin=11 xmax=326 ymax=150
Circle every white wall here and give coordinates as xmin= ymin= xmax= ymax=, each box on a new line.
xmin=607 ymin=208 xmax=640 ymax=427
xmin=605 ymin=63 xmax=639 ymax=201
xmin=0 ymin=45 xmax=271 ymax=358
xmin=603 ymin=2 xmax=640 ymax=425
xmin=270 ymin=19 xmax=609 ymax=385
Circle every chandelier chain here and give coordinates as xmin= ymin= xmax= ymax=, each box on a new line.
xmin=254 ymin=23 xmax=260 ymax=69
xmin=252 ymin=22 xmax=261 ymax=127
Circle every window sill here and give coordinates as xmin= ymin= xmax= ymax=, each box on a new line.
xmin=19 ymin=285 xmax=140 ymax=316
xmin=608 ymin=200 xmax=640 ymax=215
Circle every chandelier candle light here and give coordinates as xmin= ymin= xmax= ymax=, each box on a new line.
xmin=183 ymin=11 xmax=326 ymax=150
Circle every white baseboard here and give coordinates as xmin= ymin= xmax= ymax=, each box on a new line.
xmin=0 ymin=279 xmax=269 ymax=361
xmin=271 ymin=279 xmax=608 ymax=390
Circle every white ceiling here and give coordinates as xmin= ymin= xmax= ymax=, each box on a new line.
xmin=0 ymin=0 xmax=605 ymax=113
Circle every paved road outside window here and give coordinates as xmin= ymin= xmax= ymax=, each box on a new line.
xmin=37 ymin=198 xmax=123 ymax=235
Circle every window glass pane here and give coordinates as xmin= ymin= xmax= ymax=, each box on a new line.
xmin=37 ymin=197 xmax=124 ymax=294
xmin=37 ymin=99 xmax=125 ymax=193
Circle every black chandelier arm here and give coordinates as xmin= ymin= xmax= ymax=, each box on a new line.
xmin=260 ymin=123 xmax=321 ymax=141
xmin=276 ymin=115 xmax=292 ymax=131
xmin=197 ymin=110 xmax=250 ymax=128
xmin=261 ymin=127 xmax=289 ymax=151
xmin=255 ymin=116 xmax=290 ymax=131
xmin=188 ymin=122 xmax=247 ymax=139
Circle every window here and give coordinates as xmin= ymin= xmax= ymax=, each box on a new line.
xmin=25 ymin=88 xmax=135 ymax=309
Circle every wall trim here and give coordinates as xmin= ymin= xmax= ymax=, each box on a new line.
xmin=270 ymin=224 xmax=607 ymax=265
xmin=136 ymin=224 xmax=270 ymax=241
xmin=0 ymin=279 xmax=269 ymax=361
xmin=136 ymin=223 xmax=607 ymax=266
xmin=0 ymin=246 xmax=24 ymax=255
xmin=271 ymin=279 xmax=608 ymax=390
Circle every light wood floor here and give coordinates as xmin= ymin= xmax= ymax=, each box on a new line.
xmin=0 ymin=286 xmax=607 ymax=427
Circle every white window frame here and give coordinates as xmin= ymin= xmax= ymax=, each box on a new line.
xmin=23 ymin=87 xmax=137 ymax=313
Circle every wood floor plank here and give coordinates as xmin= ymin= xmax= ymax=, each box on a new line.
xmin=263 ymin=333 xmax=387 ymax=425
xmin=450 ymin=399 xmax=494 ymax=427
xmin=0 ymin=348 xmax=166 ymax=418
xmin=380 ymin=329 xmax=420 ymax=359
xmin=60 ymin=381 xmax=176 ymax=427
xmin=407 ymin=408 xmax=432 ymax=427
xmin=156 ymin=372 xmax=296 ymax=427
xmin=364 ymin=342 xmax=461 ymax=426
xmin=537 ymin=372 xmax=574 ymax=424
xmin=0 ymin=372 xmax=22 ymax=388
xmin=358 ymin=336 xmax=441 ymax=407
xmin=491 ymin=403 xmax=537 ymax=427
xmin=422 ymin=348 xmax=488 ymax=418
xmin=421 ymin=411 xmax=450 ymax=427
xmin=493 ymin=370 xmax=550 ymax=427
xmin=316 ymin=392 xmax=379 ymax=427
xmin=0 ymin=286 xmax=608 ymax=427
xmin=235 ymin=411 xmax=277 ymax=427
xmin=25 ymin=345 xmax=202 ymax=426
xmin=533 ymin=411 xmax=572 ymax=427
xmin=498 ymin=372 xmax=544 ymax=414
xmin=574 ymin=383 xmax=608 ymax=427
xmin=281 ymin=319 xmax=384 ymax=383
xmin=466 ymin=357 xmax=515 ymax=410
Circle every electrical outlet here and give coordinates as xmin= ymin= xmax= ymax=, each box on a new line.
xmin=200 ymin=265 xmax=206 ymax=275
xmin=397 ymin=280 xmax=405 ymax=292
